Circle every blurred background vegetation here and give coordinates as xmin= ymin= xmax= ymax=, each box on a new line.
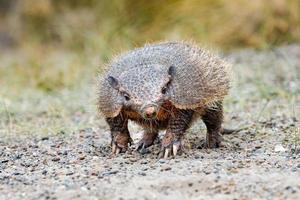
xmin=0 ymin=0 xmax=299 ymax=138
xmin=0 ymin=0 xmax=299 ymax=92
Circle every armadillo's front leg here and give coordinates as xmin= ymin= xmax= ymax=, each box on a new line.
xmin=136 ymin=127 xmax=158 ymax=153
xmin=159 ymin=109 xmax=194 ymax=158
xmin=106 ymin=114 xmax=132 ymax=155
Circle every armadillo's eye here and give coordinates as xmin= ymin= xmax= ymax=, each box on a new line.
xmin=161 ymin=86 xmax=167 ymax=94
xmin=122 ymin=92 xmax=130 ymax=101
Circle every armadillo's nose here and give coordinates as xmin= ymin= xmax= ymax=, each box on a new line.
xmin=142 ymin=105 xmax=158 ymax=119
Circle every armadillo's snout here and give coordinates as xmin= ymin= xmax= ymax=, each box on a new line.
xmin=142 ymin=105 xmax=158 ymax=119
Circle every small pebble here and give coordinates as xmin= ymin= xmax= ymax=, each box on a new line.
xmin=138 ymin=172 xmax=146 ymax=176
xmin=274 ymin=144 xmax=286 ymax=152
xmin=51 ymin=157 xmax=60 ymax=162
xmin=158 ymin=159 xmax=166 ymax=164
xmin=66 ymin=171 xmax=74 ymax=176
xmin=161 ymin=166 xmax=171 ymax=171
xmin=102 ymin=170 xmax=118 ymax=176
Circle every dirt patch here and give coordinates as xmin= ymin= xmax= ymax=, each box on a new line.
xmin=1 ymin=122 xmax=299 ymax=199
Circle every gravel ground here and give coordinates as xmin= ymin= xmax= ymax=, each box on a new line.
xmin=1 ymin=45 xmax=300 ymax=199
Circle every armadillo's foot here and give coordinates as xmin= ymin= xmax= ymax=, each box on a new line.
xmin=111 ymin=132 xmax=133 ymax=155
xmin=206 ymin=131 xmax=223 ymax=148
xmin=158 ymin=132 xmax=184 ymax=159
xmin=136 ymin=132 xmax=158 ymax=153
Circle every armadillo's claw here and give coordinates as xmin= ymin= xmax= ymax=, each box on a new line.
xmin=111 ymin=142 xmax=128 ymax=155
xmin=158 ymin=140 xmax=183 ymax=159
xmin=136 ymin=140 xmax=153 ymax=154
xmin=172 ymin=143 xmax=179 ymax=156
xmin=110 ymin=132 xmax=133 ymax=156
xmin=112 ymin=143 xmax=117 ymax=154
xmin=128 ymin=137 xmax=133 ymax=146
xmin=136 ymin=141 xmax=148 ymax=151
xmin=136 ymin=132 xmax=158 ymax=154
xmin=136 ymin=143 xmax=150 ymax=154
xmin=115 ymin=146 xmax=121 ymax=155
xmin=164 ymin=148 xmax=170 ymax=159
xmin=111 ymin=143 xmax=122 ymax=155
xmin=136 ymin=143 xmax=143 ymax=151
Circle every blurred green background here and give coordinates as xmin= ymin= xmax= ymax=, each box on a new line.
xmin=0 ymin=0 xmax=299 ymax=138
xmin=0 ymin=0 xmax=299 ymax=92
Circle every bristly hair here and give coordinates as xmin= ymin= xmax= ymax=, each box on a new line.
xmin=98 ymin=41 xmax=231 ymax=117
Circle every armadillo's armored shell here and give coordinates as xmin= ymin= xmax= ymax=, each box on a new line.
xmin=98 ymin=41 xmax=231 ymax=117
xmin=165 ymin=43 xmax=231 ymax=109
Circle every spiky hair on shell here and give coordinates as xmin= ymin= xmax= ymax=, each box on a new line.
xmin=98 ymin=41 xmax=232 ymax=118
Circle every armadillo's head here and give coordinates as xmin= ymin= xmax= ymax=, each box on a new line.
xmin=107 ymin=65 xmax=175 ymax=120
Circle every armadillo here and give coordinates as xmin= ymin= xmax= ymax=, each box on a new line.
xmin=98 ymin=41 xmax=231 ymax=158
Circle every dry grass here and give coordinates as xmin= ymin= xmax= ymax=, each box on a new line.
xmin=0 ymin=0 xmax=299 ymax=91
xmin=6 ymin=0 xmax=299 ymax=49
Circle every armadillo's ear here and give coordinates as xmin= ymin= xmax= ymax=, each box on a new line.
xmin=107 ymin=76 xmax=119 ymax=90
xmin=168 ymin=65 xmax=176 ymax=78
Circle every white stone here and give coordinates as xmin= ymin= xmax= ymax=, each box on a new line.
xmin=274 ymin=144 xmax=286 ymax=152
